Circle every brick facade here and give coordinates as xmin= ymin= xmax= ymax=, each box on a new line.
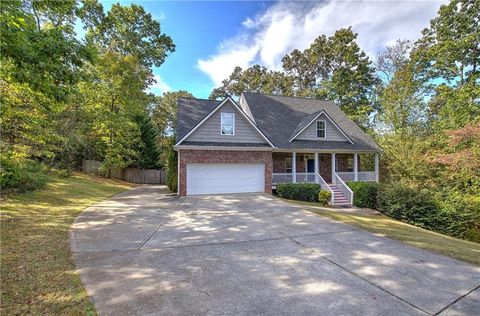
xmin=178 ymin=149 xmax=273 ymax=196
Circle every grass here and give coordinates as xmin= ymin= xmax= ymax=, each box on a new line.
xmin=1 ymin=173 xmax=133 ymax=315
xmin=284 ymin=199 xmax=480 ymax=266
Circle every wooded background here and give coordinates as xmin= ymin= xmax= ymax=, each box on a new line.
xmin=1 ymin=0 xmax=478 ymax=240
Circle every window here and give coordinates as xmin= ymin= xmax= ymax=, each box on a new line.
xmin=347 ymin=157 xmax=354 ymax=172
xmin=285 ymin=158 xmax=292 ymax=173
xmin=316 ymin=120 xmax=326 ymax=138
xmin=221 ymin=112 xmax=235 ymax=135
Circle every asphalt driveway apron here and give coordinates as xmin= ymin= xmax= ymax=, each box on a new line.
xmin=70 ymin=186 xmax=480 ymax=315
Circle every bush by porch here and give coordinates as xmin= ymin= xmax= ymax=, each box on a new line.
xmin=276 ymin=183 xmax=321 ymax=202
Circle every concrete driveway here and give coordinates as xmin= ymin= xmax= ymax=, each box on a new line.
xmin=71 ymin=186 xmax=480 ymax=315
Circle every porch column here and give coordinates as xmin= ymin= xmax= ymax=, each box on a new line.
xmin=292 ymin=152 xmax=297 ymax=183
xmin=354 ymin=153 xmax=358 ymax=181
xmin=314 ymin=152 xmax=319 ymax=182
xmin=331 ymin=153 xmax=336 ymax=184
xmin=374 ymin=153 xmax=379 ymax=182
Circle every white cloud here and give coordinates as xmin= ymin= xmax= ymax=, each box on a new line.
xmin=197 ymin=0 xmax=446 ymax=86
xmin=149 ymin=75 xmax=171 ymax=95
xmin=197 ymin=42 xmax=259 ymax=86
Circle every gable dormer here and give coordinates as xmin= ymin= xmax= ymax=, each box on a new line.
xmin=176 ymin=97 xmax=274 ymax=147
xmin=290 ymin=111 xmax=353 ymax=143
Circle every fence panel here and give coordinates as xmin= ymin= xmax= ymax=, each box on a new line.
xmin=160 ymin=170 xmax=167 ymax=185
xmin=82 ymin=160 xmax=166 ymax=184
xmin=124 ymin=168 xmax=162 ymax=184
xmin=82 ymin=160 xmax=101 ymax=174
xmin=110 ymin=167 xmax=125 ymax=180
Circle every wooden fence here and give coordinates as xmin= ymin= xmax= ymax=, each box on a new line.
xmin=82 ymin=160 xmax=166 ymax=184
xmin=125 ymin=168 xmax=162 ymax=184
xmin=82 ymin=160 xmax=101 ymax=174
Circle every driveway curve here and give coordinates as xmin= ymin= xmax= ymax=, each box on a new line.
xmin=71 ymin=185 xmax=480 ymax=315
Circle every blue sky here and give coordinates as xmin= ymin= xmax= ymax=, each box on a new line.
xmin=98 ymin=0 xmax=446 ymax=99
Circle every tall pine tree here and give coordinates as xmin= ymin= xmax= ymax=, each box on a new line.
xmin=135 ymin=115 xmax=161 ymax=169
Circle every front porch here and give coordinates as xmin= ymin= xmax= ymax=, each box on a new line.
xmin=272 ymin=152 xmax=379 ymax=205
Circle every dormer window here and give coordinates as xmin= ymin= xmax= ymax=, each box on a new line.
xmin=316 ymin=120 xmax=326 ymax=138
xmin=221 ymin=112 xmax=235 ymax=135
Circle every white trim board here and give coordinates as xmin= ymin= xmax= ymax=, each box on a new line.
xmin=175 ymin=97 xmax=275 ymax=147
xmin=289 ymin=110 xmax=354 ymax=144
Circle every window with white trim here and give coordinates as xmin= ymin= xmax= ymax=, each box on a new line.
xmin=221 ymin=112 xmax=235 ymax=135
xmin=285 ymin=158 xmax=292 ymax=173
xmin=316 ymin=120 xmax=326 ymax=138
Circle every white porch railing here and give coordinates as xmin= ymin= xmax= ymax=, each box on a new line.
xmin=272 ymin=173 xmax=294 ymax=184
xmin=316 ymin=172 xmax=334 ymax=205
xmin=358 ymin=171 xmax=376 ymax=181
xmin=272 ymin=173 xmax=317 ymax=184
xmin=337 ymin=171 xmax=376 ymax=182
xmin=337 ymin=172 xmax=355 ymax=181
xmin=296 ymin=173 xmax=316 ymax=183
xmin=333 ymin=172 xmax=354 ymax=205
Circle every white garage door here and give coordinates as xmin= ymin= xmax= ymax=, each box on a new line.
xmin=186 ymin=163 xmax=265 ymax=195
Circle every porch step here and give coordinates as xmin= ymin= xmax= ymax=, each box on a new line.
xmin=327 ymin=184 xmax=352 ymax=206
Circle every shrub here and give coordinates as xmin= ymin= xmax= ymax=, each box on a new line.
xmin=0 ymin=155 xmax=50 ymax=192
xmin=437 ymin=194 xmax=480 ymax=242
xmin=166 ymin=142 xmax=177 ymax=193
xmin=276 ymin=183 xmax=320 ymax=202
xmin=346 ymin=181 xmax=379 ymax=209
xmin=377 ymin=183 xmax=480 ymax=242
xmin=318 ymin=190 xmax=332 ymax=206
xmin=377 ymin=183 xmax=437 ymax=226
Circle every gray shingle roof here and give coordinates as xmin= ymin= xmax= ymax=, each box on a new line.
xmin=176 ymin=98 xmax=219 ymax=140
xmin=242 ymin=93 xmax=380 ymax=151
xmin=176 ymin=93 xmax=380 ymax=152
xmin=289 ymin=111 xmax=321 ymax=140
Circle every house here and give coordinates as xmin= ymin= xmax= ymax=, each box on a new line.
xmin=174 ymin=93 xmax=381 ymax=205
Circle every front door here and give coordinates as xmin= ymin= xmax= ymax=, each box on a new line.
xmin=319 ymin=154 xmax=332 ymax=183
xmin=307 ymin=159 xmax=315 ymax=173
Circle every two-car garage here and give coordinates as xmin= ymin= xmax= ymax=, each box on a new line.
xmin=186 ymin=163 xmax=265 ymax=195
xmin=178 ymin=149 xmax=272 ymax=196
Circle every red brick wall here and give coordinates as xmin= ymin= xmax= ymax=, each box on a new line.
xmin=273 ymin=152 xmax=291 ymax=173
xmin=178 ymin=149 xmax=273 ymax=196
xmin=336 ymin=154 xmax=350 ymax=172
xmin=319 ymin=154 xmax=332 ymax=183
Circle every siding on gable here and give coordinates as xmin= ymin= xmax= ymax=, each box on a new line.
xmin=296 ymin=113 xmax=348 ymax=142
xmin=185 ymin=101 xmax=267 ymax=144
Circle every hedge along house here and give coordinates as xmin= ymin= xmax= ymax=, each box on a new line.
xmin=174 ymin=93 xmax=381 ymax=205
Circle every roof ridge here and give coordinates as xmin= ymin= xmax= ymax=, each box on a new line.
xmin=178 ymin=96 xmax=219 ymax=102
xmin=242 ymin=92 xmax=333 ymax=102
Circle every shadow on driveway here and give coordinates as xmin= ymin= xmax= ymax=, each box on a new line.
xmin=71 ymin=186 xmax=480 ymax=315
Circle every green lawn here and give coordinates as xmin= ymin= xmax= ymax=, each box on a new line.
xmin=284 ymin=200 xmax=480 ymax=266
xmin=1 ymin=173 xmax=133 ymax=315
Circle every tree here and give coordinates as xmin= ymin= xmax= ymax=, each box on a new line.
xmin=134 ymin=115 xmax=161 ymax=169
xmin=374 ymin=40 xmax=426 ymax=135
xmin=303 ymin=28 xmax=380 ymax=126
xmin=376 ymin=40 xmax=411 ymax=82
xmin=166 ymin=138 xmax=177 ymax=192
xmin=77 ymin=1 xmax=175 ymax=172
xmin=210 ymin=28 xmax=379 ymax=127
xmin=152 ymin=91 xmax=194 ymax=137
xmin=209 ymin=66 xmax=293 ymax=100
xmin=412 ymin=0 xmax=480 ymax=130
xmin=0 ymin=0 xmax=92 ymax=167
xmin=82 ymin=1 xmax=175 ymax=68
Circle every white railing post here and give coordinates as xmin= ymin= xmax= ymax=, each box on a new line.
xmin=292 ymin=152 xmax=297 ymax=183
xmin=331 ymin=153 xmax=336 ymax=184
xmin=374 ymin=153 xmax=379 ymax=182
xmin=354 ymin=153 xmax=358 ymax=182
xmin=314 ymin=152 xmax=319 ymax=182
